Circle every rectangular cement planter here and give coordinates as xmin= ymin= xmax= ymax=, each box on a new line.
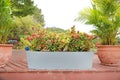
xmin=26 ymin=51 xmax=94 ymax=70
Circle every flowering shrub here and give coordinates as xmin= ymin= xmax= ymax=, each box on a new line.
xmin=46 ymin=32 xmax=69 ymax=51
xmin=17 ymin=37 xmax=31 ymax=49
xmin=67 ymin=26 xmax=94 ymax=51
xmin=20 ymin=26 xmax=94 ymax=51
xmin=26 ymin=28 xmax=47 ymax=51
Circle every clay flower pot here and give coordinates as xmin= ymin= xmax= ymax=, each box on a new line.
xmin=0 ymin=44 xmax=13 ymax=67
xmin=97 ymin=45 xmax=120 ymax=66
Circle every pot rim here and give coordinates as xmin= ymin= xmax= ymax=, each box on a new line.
xmin=96 ymin=45 xmax=120 ymax=48
xmin=0 ymin=44 xmax=13 ymax=47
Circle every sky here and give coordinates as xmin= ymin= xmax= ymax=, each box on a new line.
xmin=34 ymin=0 xmax=93 ymax=33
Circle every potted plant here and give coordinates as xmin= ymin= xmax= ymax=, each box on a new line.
xmin=76 ymin=0 xmax=120 ymax=66
xmin=0 ymin=0 xmax=13 ymax=67
xmin=22 ymin=26 xmax=94 ymax=70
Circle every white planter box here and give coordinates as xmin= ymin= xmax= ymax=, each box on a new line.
xmin=26 ymin=51 xmax=94 ymax=70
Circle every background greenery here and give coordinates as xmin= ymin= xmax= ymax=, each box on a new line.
xmin=9 ymin=0 xmax=45 ymax=40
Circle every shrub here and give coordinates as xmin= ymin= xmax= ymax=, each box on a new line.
xmin=45 ymin=32 xmax=69 ymax=51
xmin=67 ymin=26 xmax=94 ymax=51
xmin=20 ymin=26 xmax=94 ymax=51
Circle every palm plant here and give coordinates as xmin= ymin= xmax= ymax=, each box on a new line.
xmin=76 ymin=0 xmax=120 ymax=45
xmin=0 ymin=0 xmax=12 ymax=43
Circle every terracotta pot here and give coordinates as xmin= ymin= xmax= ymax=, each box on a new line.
xmin=97 ymin=45 xmax=120 ymax=66
xmin=0 ymin=44 xmax=13 ymax=67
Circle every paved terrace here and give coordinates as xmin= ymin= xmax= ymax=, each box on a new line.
xmin=0 ymin=50 xmax=120 ymax=80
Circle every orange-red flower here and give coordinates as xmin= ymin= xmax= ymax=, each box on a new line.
xmin=85 ymin=34 xmax=93 ymax=39
xmin=32 ymin=33 xmax=37 ymax=37
xmin=61 ymin=41 xmax=64 ymax=44
xmin=39 ymin=35 xmax=43 ymax=39
xmin=72 ymin=34 xmax=80 ymax=39
xmin=27 ymin=36 xmax=33 ymax=41
xmin=41 ymin=44 xmax=46 ymax=48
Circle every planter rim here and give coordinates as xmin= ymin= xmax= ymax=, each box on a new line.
xmin=0 ymin=44 xmax=13 ymax=47
xmin=26 ymin=51 xmax=93 ymax=53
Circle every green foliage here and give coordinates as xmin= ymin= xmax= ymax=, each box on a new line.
xmin=0 ymin=0 xmax=12 ymax=26
xmin=9 ymin=0 xmax=45 ymax=40
xmin=33 ymin=7 xmax=45 ymax=27
xmin=11 ymin=0 xmax=35 ymax=17
xmin=76 ymin=0 xmax=120 ymax=45
xmin=0 ymin=0 xmax=13 ymax=43
xmin=9 ymin=15 xmax=43 ymax=39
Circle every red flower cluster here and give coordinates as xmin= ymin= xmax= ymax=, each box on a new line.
xmin=85 ymin=33 xmax=94 ymax=39
xmin=71 ymin=34 xmax=80 ymax=39
xmin=27 ymin=36 xmax=33 ymax=41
